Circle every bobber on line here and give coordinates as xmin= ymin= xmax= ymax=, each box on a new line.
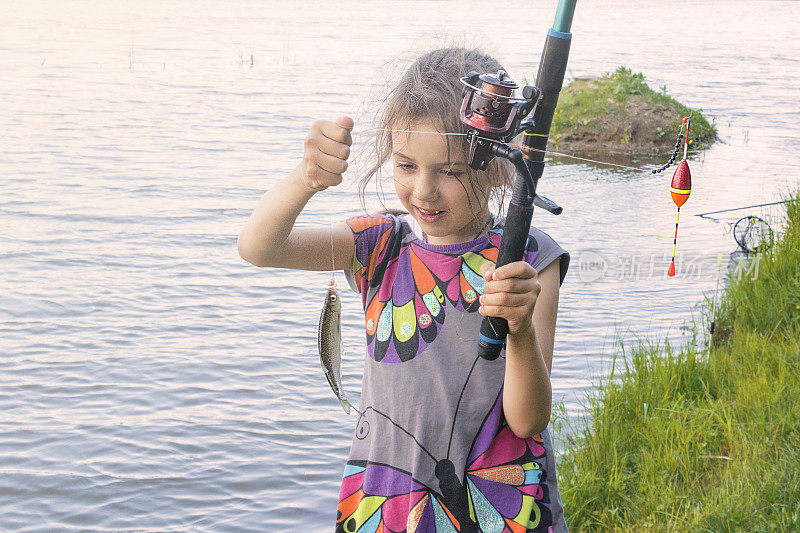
xmin=667 ymin=117 xmax=692 ymax=277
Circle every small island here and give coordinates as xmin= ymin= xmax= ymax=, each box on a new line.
xmin=549 ymin=67 xmax=717 ymax=157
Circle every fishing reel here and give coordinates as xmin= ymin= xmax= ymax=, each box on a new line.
xmin=458 ymin=70 xmax=561 ymax=216
xmin=459 ymin=70 xmax=540 ymax=171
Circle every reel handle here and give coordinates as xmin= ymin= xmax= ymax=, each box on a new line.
xmin=534 ymin=193 xmax=562 ymax=215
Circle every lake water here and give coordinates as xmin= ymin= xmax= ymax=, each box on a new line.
xmin=1 ymin=0 xmax=798 ymax=530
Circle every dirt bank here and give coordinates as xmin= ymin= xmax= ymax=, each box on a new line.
xmin=549 ymin=68 xmax=717 ymax=157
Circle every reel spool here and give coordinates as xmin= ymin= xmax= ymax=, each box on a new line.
xmin=459 ymin=70 xmax=539 ymax=170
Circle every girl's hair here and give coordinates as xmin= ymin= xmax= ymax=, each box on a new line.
xmin=359 ymin=47 xmax=513 ymax=214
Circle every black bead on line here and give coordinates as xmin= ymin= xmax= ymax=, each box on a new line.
xmin=652 ymin=130 xmax=685 ymax=174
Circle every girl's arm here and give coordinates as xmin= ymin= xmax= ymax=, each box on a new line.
xmin=529 ymin=260 xmax=560 ymax=374
xmin=479 ymin=259 xmax=560 ymax=439
xmin=238 ymin=117 xmax=356 ymax=271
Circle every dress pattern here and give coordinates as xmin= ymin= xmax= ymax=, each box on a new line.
xmin=337 ymin=391 xmax=552 ymax=533
xmin=349 ymin=215 xmax=538 ymax=363
xmin=338 ymin=214 xmax=556 ymax=533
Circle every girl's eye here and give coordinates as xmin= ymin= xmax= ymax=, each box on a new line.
xmin=394 ymin=163 xmax=461 ymax=178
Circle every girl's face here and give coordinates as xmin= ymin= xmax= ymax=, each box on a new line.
xmin=391 ymin=120 xmax=493 ymax=246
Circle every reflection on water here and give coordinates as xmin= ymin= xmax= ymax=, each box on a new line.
xmin=1 ymin=0 xmax=799 ymax=529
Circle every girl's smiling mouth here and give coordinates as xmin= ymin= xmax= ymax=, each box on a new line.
xmin=415 ymin=206 xmax=445 ymax=222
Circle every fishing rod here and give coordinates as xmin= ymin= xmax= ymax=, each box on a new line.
xmin=696 ymin=200 xmax=790 ymax=220
xmin=459 ymin=0 xmax=577 ymax=360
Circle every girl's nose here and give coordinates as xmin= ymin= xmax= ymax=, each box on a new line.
xmin=413 ymin=171 xmax=439 ymax=200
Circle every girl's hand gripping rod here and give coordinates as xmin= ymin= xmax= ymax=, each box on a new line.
xmin=460 ymin=0 xmax=575 ymax=360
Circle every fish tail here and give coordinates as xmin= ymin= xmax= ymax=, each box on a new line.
xmin=341 ymin=398 xmax=354 ymax=415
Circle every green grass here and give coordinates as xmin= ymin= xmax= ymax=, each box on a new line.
xmin=549 ymin=67 xmax=717 ymax=151
xmin=555 ymin=191 xmax=800 ymax=531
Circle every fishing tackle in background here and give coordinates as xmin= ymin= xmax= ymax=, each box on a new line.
xmin=318 ymin=279 xmax=356 ymax=414
xmin=732 ymin=214 xmax=774 ymax=254
xmin=696 ymin=201 xmax=784 ymax=262
xmin=653 ymin=116 xmax=693 ymax=277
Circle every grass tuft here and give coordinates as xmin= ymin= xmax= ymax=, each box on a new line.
xmin=556 ymin=189 xmax=800 ymax=531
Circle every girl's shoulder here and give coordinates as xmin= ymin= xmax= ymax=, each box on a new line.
xmin=345 ymin=212 xmax=395 ymax=234
xmin=346 ymin=210 xmax=417 ymax=245
xmin=495 ymin=216 xmax=571 ymax=285
xmin=344 ymin=211 xmax=413 ymax=295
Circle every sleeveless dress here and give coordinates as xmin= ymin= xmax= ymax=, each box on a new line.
xmin=336 ymin=213 xmax=570 ymax=533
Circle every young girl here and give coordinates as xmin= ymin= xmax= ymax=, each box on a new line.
xmin=239 ymin=47 xmax=570 ymax=533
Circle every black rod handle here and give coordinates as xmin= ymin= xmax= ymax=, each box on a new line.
xmin=476 ymin=13 xmax=573 ymax=361
xmin=478 ymin=173 xmax=534 ymax=360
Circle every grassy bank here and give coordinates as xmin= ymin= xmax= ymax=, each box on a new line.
xmin=555 ymin=192 xmax=800 ymax=531
xmin=549 ymin=67 xmax=717 ymax=155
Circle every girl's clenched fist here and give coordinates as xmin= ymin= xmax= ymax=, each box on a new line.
xmin=297 ymin=116 xmax=354 ymax=192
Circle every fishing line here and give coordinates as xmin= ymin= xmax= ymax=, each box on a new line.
xmin=377 ymin=128 xmax=469 ymax=137
xmin=323 ymin=159 xmax=367 ymax=418
xmin=361 ymin=127 xmax=665 ymax=172
xmin=329 ymin=217 xmax=335 ymax=277
xmin=651 ymin=118 xmax=687 ymax=174
xmin=349 ymin=403 xmax=366 ymax=418
xmin=511 ymin=144 xmax=649 ymax=172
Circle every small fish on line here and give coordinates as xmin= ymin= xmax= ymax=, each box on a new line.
xmin=318 ymin=279 xmax=355 ymax=414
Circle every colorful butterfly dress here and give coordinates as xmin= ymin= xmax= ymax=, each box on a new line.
xmin=337 ymin=214 xmax=569 ymax=533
